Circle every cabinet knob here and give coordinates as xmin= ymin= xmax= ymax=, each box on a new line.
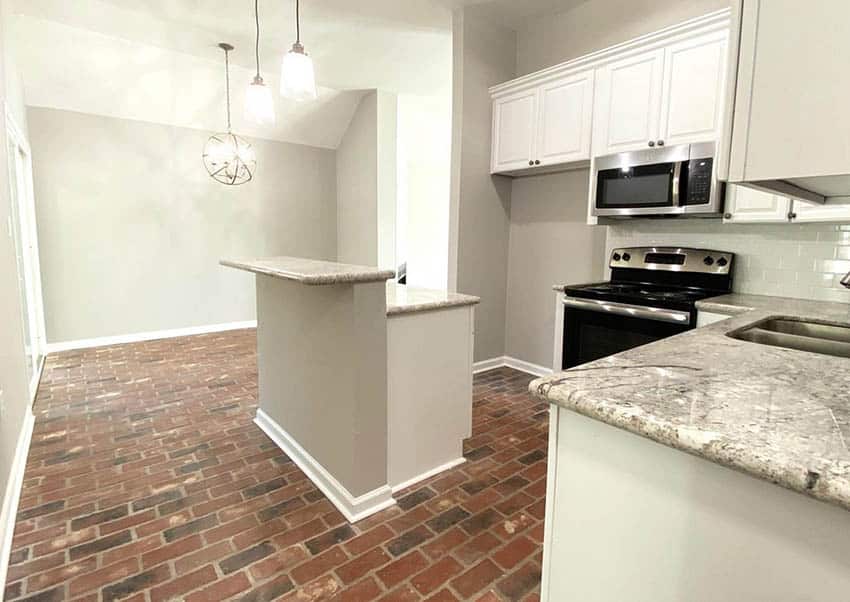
xmin=788 ymin=212 xmax=797 ymax=220
xmin=528 ymin=160 xmax=534 ymax=166
xmin=534 ymin=160 xmax=540 ymax=165
xmin=657 ymin=139 xmax=665 ymax=146
xmin=648 ymin=141 xmax=655 ymax=147
xmin=724 ymin=213 xmax=732 ymax=219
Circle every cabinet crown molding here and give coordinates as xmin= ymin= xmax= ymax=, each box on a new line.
xmin=490 ymin=8 xmax=730 ymax=99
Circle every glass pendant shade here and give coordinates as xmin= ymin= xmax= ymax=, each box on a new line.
xmin=245 ymin=76 xmax=276 ymax=124
xmin=281 ymin=44 xmax=317 ymax=101
xmin=203 ymin=132 xmax=256 ymax=185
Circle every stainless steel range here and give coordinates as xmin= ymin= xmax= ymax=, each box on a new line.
xmin=560 ymin=246 xmax=734 ymax=369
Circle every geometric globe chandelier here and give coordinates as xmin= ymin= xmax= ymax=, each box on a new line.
xmin=203 ymin=43 xmax=256 ymax=185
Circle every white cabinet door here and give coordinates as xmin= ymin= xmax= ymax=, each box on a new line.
xmin=792 ymin=200 xmax=850 ymax=223
xmin=724 ymin=185 xmax=790 ymax=223
xmin=594 ymin=49 xmax=664 ymax=155
xmin=536 ymin=70 xmax=595 ymax=166
xmin=491 ymin=90 xmax=538 ymax=173
xmin=659 ymin=30 xmax=728 ymax=146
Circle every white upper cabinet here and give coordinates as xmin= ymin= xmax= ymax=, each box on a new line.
xmin=593 ymin=49 xmax=664 ymax=155
xmin=724 ymin=185 xmax=790 ymax=223
xmin=722 ymin=0 xmax=850 ymax=202
xmin=659 ymin=31 xmax=727 ymax=147
xmin=491 ymin=69 xmax=594 ymax=174
xmin=491 ymin=89 xmax=538 ymax=173
xmin=791 ymin=201 xmax=850 ymax=224
xmin=489 ymin=11 xmax=730 ymax=176
xmin=536 ymin=70 xmax=595 ymax=166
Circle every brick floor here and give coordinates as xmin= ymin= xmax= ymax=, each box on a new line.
xmin=4 ymin=330 xmax=547 ymax=601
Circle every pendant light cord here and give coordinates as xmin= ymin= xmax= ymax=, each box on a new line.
xmin=224 ymin=46 xmax=232 ymax=131
xmin=254 ymin=0 xmax=261 ymax=78
xmin=295 ymin=0 xmax=301 ymax=44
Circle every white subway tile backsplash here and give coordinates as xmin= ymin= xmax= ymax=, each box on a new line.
xmin=606 ymin=220 xmax=850 ymax=303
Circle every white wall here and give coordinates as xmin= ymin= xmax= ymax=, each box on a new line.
xmin=28 ymin=107 xmax=338 ymax=343
xmin=505 ymin=171 xmax=607 ymax=368
xmin=337 ymin=93 xmax=379 ymax=266
xmin=336 ymin=90 xmax=398 ymax=270
xmin=0 ymin=0 xmax=35 ymax=586
xmin=451 ymin=7 xmax=516 ymax=362
xmin=398 ymin=93 xmax=451 ymax=289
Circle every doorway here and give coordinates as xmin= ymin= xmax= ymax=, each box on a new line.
xmin=5 ymin=110 xmax=45 ymax=399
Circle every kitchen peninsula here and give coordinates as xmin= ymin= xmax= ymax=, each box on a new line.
xmin=532 ymin=295 xmax=850 ymax=602
xmin=221 ymin=256 xmax=478 ymax=522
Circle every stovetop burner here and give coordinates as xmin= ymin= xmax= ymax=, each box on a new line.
xmin=564 ymin=281 xmax=716 ymax=311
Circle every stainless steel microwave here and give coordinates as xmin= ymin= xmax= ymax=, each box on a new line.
xmin=591 ymin=141 xmax=723 ymax=218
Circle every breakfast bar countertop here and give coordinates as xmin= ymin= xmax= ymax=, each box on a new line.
xmin=531 ymin=293 xmax=850 ymax=511
xmin=221 ymin=256 xmax=396 ymax=285
xmin=386 ymin=283 xmax=480 ymax=316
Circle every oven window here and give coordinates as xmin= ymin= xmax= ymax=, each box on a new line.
xmin=596 ymin=162 xmax=674 ymax=209
xmin=562 ymin=307 xmax=690 ymax=370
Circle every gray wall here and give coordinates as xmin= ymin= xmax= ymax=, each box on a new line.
xmin=501 ymin=0 xmax=729 ymax=369
xmin=505 ymin=171 xmax=607 ymax=367
xmin=0 ymin=0 xmax=34 ymax=563
xmin=29 ymin=107 xmax=337 ymax=343
xmin=337 ymin=93 xmax=378 ymax=266
xmin=452 ymin=8 xmax=516 ymax=362
xmin=336 ymin=90 xmax=397 ymax=270
xmin=517 ymin=0 xmax=730 ymax=76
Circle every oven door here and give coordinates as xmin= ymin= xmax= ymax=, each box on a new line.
xmin=592 ymin=144 xmax=690 ymax=217
xmin=562 ymin=298 xmax=691 ymax=370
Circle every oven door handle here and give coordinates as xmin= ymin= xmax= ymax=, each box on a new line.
xmin=562 ymin=297 xmax=691 ymax=325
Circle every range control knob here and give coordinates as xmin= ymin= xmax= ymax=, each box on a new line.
xmin=717 ymin=257 xmax=728 ymax=267
xmin=622 ymin=252 xmax=631 ymax=261
xmin=703 ymin=256 xmax=715 ymax=266
xmin=612 ymin=253 xmax=622 ymax=261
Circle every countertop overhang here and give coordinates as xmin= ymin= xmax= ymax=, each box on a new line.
xmin=386 ymin=283 xmax=479 ymax=316
xmin=532 ymin=292 xmax=850 ymax=511
xmin=221 ymin=256 xmax=396 ymax=285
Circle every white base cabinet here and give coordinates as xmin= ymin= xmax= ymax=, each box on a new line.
xmin=542 ymin=407 xmax=850 ymax=601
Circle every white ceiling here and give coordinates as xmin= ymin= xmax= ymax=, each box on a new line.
xmin=10 ymin=0 xmax=454 ymax=95
xmin=7 ymin=0 xmax=587 ymax=147
xmin=9 ymin=0 xmax=590 ymax=94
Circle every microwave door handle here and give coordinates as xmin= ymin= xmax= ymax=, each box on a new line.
xmin=671 ymin=161 xmax=682 ymax=207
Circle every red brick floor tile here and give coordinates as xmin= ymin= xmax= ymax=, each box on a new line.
xmin=6 ymin=332 xmax=545 ymax=600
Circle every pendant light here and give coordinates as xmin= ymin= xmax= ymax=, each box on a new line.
xmin=280 ymin=0 xmax=317 ymax=101
xmin=203 ymin=43 xmax=256 ymax=185
xmin=245 ymin=0 xmax=275 ymax=124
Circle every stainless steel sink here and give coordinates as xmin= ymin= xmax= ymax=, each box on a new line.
xmin=728 ymin=317 xmax=850 ymax=358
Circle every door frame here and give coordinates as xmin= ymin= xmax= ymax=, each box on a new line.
xmin=5 ymin=103 xmax=46 ymax=400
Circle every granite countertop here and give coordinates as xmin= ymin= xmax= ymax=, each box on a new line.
xmin=386 ymin=283 xmax=480 ymax=316
xmin=221 ymin=256 xmax=395 ymax=285
xmin=531 ymin=292 xmax=850 ymax=511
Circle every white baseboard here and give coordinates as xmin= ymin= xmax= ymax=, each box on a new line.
xmin=254 ymin=409 xmax=396 ymax=523
xmin=473 ymin=355 xmax=553 ymax=377
xmin=390 ymin=457 xmax=467 ymax=494
xmin=44 ymin=320 xmax=258 ymax=354
xmin=0 ymin=408 xmax=35 ymax=593
xmin=472 ymin=357 xmax=505 ymax=374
